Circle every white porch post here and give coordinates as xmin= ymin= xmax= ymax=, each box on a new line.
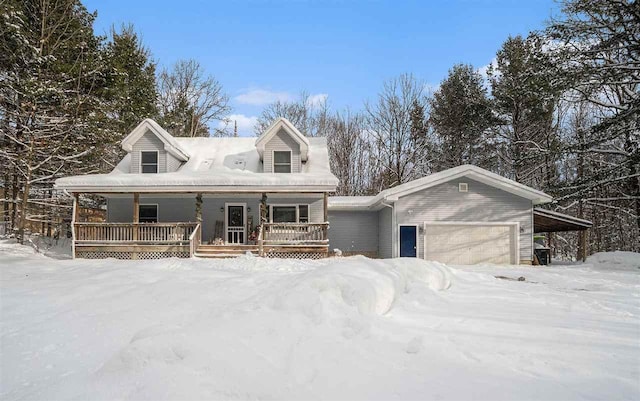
xmin=132 ymin=193 xmax=139 ymax=259
xmin=71 ymin=193 xmax=79 ymax=259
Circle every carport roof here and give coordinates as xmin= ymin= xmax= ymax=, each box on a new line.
xmin=534 ymin=208 xmax=593 ymax=232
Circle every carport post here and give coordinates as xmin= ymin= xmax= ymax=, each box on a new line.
xmin=579 ymin=230 xmax=589 ymax=262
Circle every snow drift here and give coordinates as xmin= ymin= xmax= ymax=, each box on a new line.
xmin=1 ymin=240 xmax=638 ymax=401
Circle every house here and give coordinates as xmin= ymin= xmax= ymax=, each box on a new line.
xmin=55 ymin=118 xmax=337 ymax=259
xmin=328 ymin=166 xmax=592 ymax=264
xmin=55 ymin=118 xmax=591 ymax=263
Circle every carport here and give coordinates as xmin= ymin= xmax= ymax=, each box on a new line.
xmin=533 ymin=208 xmax=593 ymax=262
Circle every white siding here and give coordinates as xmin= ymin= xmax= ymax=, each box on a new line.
xmin=394 ymin=177 xmax=534 ymax=262
xmin=130 ymin=130 xmax=167 ymax=173
xmin=263 ymin=128 xmax=301 ymax=173
xmin=328 ymin=211 xmax=378 ymax=253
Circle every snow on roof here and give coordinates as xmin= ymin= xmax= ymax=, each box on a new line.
xmin=328 ymin=165 xmax=553 ymax=210
xmin=55 ymin=136 xmax=338 ymax=193
xmin=533 ymin=208 xmax=593 ymax=232
xmin=255 ymin=118 xmax=310 ymax=161
xmin=327 ymin=196 xmax=377 ymax=210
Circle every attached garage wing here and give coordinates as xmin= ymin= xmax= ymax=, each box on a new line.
xmin=424 ymin=223 xmax=518 ymax=265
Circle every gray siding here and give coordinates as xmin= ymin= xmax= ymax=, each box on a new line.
xmin=267 ymin=195 xmax=324 ymax=223
xmin=107 ymin=194 xmax=324 ymax=244
xmin=328 ymin=211 xmax=378 ymax=253
xmin=394 ymin=177 xmax=534 ymax=261
xmin=107 ymin=196 xmax=196 ymax=223
xmin=201 ymin=196 xmax=260 ymax=243
xmin=263 ymin=129 xmax=301 ymax=173
xmin=378 ymin=207 xmax=393 ymax=259
xmin=166 ymin=153 xmax=183 ymax=172
xmin=130 ymin=130 xmax=168 ymax=173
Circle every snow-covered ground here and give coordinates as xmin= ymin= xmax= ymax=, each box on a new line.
xmin=1 ymin=241 xmax=639 ymax=401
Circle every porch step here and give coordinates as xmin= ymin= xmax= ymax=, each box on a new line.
xmin=194 ymin=244 xmax=259 ymax=258
xmin=194 ymin=252 xmax=253 ymax=258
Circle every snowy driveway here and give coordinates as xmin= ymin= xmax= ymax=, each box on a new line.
xmin=1 ymin=241 xmax=639 ymax=400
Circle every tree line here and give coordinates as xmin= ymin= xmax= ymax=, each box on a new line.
xmin=0 ymin=0 xmax=231 ymax=242
xmin=1 ymin=0 xmax=637 ymax=255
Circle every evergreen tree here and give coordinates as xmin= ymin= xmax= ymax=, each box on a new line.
xmin=104 ymin=25 xmax=158 ymax=133
xmin=0 ymin=0 xmax=107 ymax=242
xmin=100 ymin=24 xmax=158 ymax=167
xmin=488 ymin=34 xmax=561 ymax=188
xmin=429 ymin=64 xmax=496 ymax=170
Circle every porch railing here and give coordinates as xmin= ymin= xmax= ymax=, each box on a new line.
xmin=189 ymin=223 xmax=202 ymax=256
xmin=74 ymin=222 xmax=198 ymax=244
xmin=262 ymin=222 xmax=329 ymax=244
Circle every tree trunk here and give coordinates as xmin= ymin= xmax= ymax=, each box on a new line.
xmin=17 ymin=171 xmax=30 ymax=245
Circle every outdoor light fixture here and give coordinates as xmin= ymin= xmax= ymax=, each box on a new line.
xmin=220 ymin=207 xmax=224 ymax=213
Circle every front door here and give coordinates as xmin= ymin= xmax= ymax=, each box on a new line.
xmin=400 ymin=225 xmax=417 ymax=257
xmin=225 ymin=203 xmax=246 ymax=244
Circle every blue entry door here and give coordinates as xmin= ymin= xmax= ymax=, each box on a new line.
xmin=400 ymin=226 xmax=417 ymax=257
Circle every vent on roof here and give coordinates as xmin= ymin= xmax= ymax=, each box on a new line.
xmin=198 ymin=159 xmax=214 ymax=171
xmin=459 ymin=182 xmax=469 ymax=192
xmin=233 ymin=157 xmax=246 ymax=170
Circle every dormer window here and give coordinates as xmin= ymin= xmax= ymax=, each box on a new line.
xmin=141 ymin=151 xmax=158 ymax=173
xmin=273 ymin=151 xmax=292 ymax=173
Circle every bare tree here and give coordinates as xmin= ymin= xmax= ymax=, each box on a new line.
xmin=547 ymin=0 xmax=639 ymax=240
xmin=365 ymin=74 xmax=432 ymax=189
xmin=158 ymin=59 xmax=230 ymax=137
xmin=254 ymin=91 xmax=329 ymax=137
xmin=325 ymin=111 xmax=377 ymax=195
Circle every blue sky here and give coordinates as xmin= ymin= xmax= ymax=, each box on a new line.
xmin=85 ymin=0 xmax=559 ymax=135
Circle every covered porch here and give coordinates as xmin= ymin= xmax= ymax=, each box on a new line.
xmin=71 ymin=191 xmax=330 ymax=259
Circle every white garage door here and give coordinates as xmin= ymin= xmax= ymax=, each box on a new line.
xmin=424 ymin=224 xmax=516 ymax=265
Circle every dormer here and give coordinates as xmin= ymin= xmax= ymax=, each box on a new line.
xmin=255 ymin=118 xmax=310 ymax=173
xmin=121 ymin=119 xmax=189 ymax=174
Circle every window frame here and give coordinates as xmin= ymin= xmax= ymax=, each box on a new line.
xmin=140 ymin=150 xmax=159 ymax=174
xmin=272 ymin=150 xmax=292 ymax=173
xmin=138 ymin=204 xmax=159 ymax=223
xmin=269 ymin=204 xmax=310 ymax=223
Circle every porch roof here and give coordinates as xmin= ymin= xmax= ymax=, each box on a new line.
xmin=533 ymin=208 xmax=593 ymax=232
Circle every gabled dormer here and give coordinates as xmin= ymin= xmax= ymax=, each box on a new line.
xmin=121 ymin=119 xmax=189 ymax=174
xmin=255 ymin=118 xmax=310 ymax=173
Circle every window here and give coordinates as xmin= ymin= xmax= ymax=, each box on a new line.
xmin=273 ymin=151 xmax=291 ymax=173
xmin=141 ymin=151 xmax=158 ymax=173
xmin=459 ymin=182 xmax=468 ymax=192
xmin=139 ymin=205 xmax=158 ymax=223
xmin=270 ymin=205 xmax=309 ymax=223
xmin=299 ymin=205 xmax=309 ymax=223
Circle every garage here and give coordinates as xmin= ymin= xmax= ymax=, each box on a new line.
xmin=423 ymin=223 xmax=518 ymax=265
